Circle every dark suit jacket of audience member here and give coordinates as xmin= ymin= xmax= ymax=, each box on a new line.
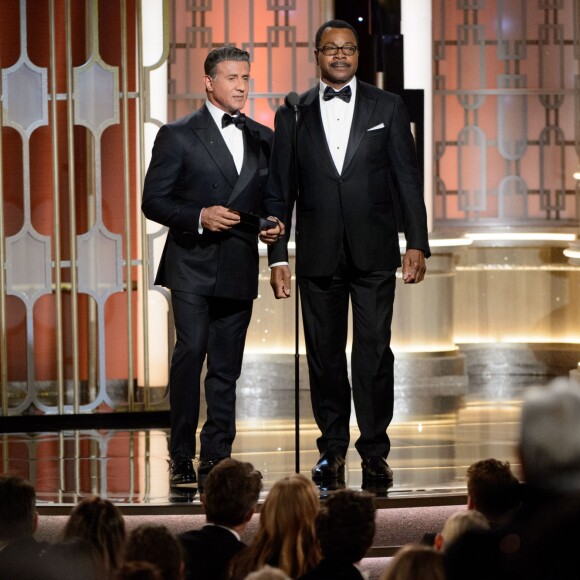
xmin=0 ymin=537 xmax=47 ymax=580
xmin=445 ymin=488 xmax=580 ymax=580
xmin=298 ymin=559 xmax=365 ymax=580
xmin=180 ymin=524 xmax=245 ymax=580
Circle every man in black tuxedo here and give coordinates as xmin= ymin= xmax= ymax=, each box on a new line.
xmin=180 ymin=459 xmax=262 ymax=580
xmin=268 ymin=20 xmax=430 ymax=491
xmin=142 ymin=47 xmax=285 ymax=486
xmin=299 ymin=489 xmax=375 ymax=580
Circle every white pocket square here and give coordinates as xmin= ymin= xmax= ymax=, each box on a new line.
xmin=367 ymin=123 xmax=385 ymax=131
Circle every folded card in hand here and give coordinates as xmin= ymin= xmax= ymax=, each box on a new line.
xmin=228 ymin=209 xmax=277 ymax=234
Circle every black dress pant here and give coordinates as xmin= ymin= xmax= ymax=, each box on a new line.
xmin=299 ymin=243 xmax=396 ymax=460
xmin=169 ymin=290 xmax=253 ymax=461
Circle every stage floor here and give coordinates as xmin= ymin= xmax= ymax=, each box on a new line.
xmin=1 ymin=376 xmax=528 ymax=509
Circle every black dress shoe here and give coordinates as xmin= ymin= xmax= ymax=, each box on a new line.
xmin=316 ymin=478 xmax=347 ymax=498
xmin=361 ymin=456 xmax=393 ymax=491
xmin=312 ymin=451 xmax=346 ymax=482
xmin=168 ymin=458 xmax=197 ymax=487
xmin=197 ymin=457 xmax=229 ymax=491
xmin=198 ymin=457 xmax=229 ymax=477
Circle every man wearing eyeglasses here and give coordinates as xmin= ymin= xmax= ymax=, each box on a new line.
xmin=268 ymin=20 xmax=430 ymax=492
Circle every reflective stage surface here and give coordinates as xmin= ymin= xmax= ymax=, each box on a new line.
xmin=1 ymin=375 xmax=528 ymax=508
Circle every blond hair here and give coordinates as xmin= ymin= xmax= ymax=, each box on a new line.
xmin=381 ymin=544 xmax=445 ymax=580
xmin=229 ymin=474 xmax=321 ymax=579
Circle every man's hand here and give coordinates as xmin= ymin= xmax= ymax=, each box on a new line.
xmin=259 ymin=217 xmax=285 ymax=245
xmin=402 ymin=249 xmax=426 ymax=284
xmin=201 ymin=206 xmax=240 ymax=232
xmin=270 ymin=265 xmax=291 ymax=298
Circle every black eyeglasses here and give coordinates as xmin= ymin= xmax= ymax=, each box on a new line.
xmin=317 ymin=44 xmax=358 ymax=56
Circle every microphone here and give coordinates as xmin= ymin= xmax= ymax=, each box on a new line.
xmin=284 ymin=91 xmax=300 ymax=110
xmin=283 ymin=89 xmax=301 ymax=476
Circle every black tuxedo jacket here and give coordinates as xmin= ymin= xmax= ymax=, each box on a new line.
xmin=268 ymin=80 xmax=430 ymax=276
xmin=0 ymin=537 xmax=47 ymax=580
xmin=142 ymin=105 xmax=283 ymax=300
xmin=180 ymin=524 xmax=245 ymax=580
xmin=299 ymin=559 xmax=365 ymax=580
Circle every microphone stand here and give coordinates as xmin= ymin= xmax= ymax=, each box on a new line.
xmin=285 ymin=92 xmax=300 ymax=474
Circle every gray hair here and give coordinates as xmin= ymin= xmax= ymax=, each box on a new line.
xmin=204 ymin=46 xmax=250 ymax=78
xmin=520 ymin=378 xmax=580 ymax=491
xmin=244 ymin=565 xmax=291 ymax=580
xmin=440 ymin=510 xmax=489 ymax=549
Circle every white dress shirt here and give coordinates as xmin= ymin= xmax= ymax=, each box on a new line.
xmin=199 ymin=100 xmax=246 ymax=232
xmin=269 ymin=78 xmax=357 ymax=269
xmin=206 ymin=99 xmax=245 ymax=174
xmin=319 ymin=77 xmax=357 ymax=175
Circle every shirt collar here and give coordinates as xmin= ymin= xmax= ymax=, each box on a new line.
xmin=205 ymin=522 xmax=241 ymax=541
xmin=206 ymin=99 xmax=242 ymax=128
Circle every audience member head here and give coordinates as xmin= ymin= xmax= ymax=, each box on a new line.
xmin=243 ymin=565 xmax=291 ymax=580
xmin=0 ymin=475 xmax=37 ymax=545
xmin=434 ymin=509 xmax=489 ymax=551
xmin=315 ymin=488 xmax=376 ymax=564
xmin=203 ymin=458 xmax=262 ymax=528
xmin=63 ymin=496 xmax=126 ymax=576
xmin=380 ymin=544 xmax=445 ymax=580
xmin=41 ymin=538 xmax=105 ymax=580
xmin=229 ymin=474 xmax=321 ymax=579
xmin=125 ymin=524 xmax=184 ymax=580
xmin=466 ymin=458 xmax=520 ymax=525
xmin=115 ymin=561 xmax=164 ymax=580
xmin=519 ymin=378 xmax=580 ymax=491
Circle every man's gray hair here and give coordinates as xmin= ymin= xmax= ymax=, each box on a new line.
xmin=520 ymin=378 xmax=580 ymax=491
xmin=204 ymin=46 xmax=250 ymax=78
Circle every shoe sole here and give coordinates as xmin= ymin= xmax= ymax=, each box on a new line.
xmin=362 ymin=473 xmax=393 ymax=490
xmin=170 ymin=480 xmax=197 ymax=487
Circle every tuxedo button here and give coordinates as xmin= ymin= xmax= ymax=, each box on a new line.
xmin=213 ymin=183 xmax=218 ymax=189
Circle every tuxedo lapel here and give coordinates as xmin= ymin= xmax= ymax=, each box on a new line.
xmin=342 ymin=81 xmax=379 ymax=173
xmin=300 ymin=88 xmax=341 ymax=178
xmin=227 ymin=125 xmax=260 ymax=206
xmin=189 ymin=105 xmax=239 ymax=189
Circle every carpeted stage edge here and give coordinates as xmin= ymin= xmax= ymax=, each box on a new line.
xmin=36 ymin=504 xmax=465 ymax=579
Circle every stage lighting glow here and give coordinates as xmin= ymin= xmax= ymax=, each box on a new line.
xmin=564 ymin=248 xmax=580 ymax=259
xmin=398 ymin=237 xmax=472 ymax=249
xmin=455 ymin=336 xmax=580 ymax=344
xmin=466 ymin=232 xmax=576 ymax=242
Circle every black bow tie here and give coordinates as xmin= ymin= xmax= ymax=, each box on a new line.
xmin=323 ymin=85 xmax=352 ymax=103
xmin=222 ymin=113 xmax=246 ymax=129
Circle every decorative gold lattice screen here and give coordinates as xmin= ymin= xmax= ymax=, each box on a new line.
xmin=0 ymin=0 xmax=325 ymax=416
xmin=433 ymin=0 xmax=580 ymax=227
